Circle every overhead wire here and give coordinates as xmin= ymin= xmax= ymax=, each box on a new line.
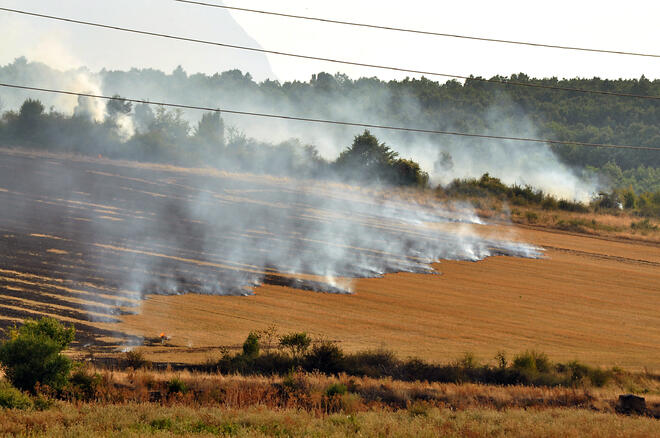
xmin=1 ymin=7 xmax=660 ymax=102
xmin=1 ymin=82 xmax=659 ymax=151
xmin=174 ymin=0 xmax=660 ymax=59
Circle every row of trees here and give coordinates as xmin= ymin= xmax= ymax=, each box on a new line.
xmin=97 ymin=66 xmax=660 ymax=171
xmin=0 ymin=97 xmax=429 ymax=187
xmin=2 ymin=59 xmax=659 ymax=172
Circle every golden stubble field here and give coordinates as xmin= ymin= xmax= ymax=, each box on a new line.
xmin=119 ymin=225 xmax=660 ymax=369
xmin=0 ymin=148 xmax=658 ymax=369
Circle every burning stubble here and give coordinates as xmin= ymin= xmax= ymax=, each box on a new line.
xmin=0 ymin=149 xmax=540 ymax=309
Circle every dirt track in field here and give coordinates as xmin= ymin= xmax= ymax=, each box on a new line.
xmin=0 ymin=148 xmax=659 ymax=368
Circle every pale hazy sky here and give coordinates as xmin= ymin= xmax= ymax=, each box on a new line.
xmin=1 ymin=0 xmax=659 ymax=82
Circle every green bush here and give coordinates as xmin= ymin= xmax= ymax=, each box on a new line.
xmin=325 ymin=383 xmax=347 ymax=397
xmin=0 ymin=317 xmax=75 ymax=393
xmin=0 ymin=381 xmax=32 ymax=410
xmin=457 ymin=352 xmax=479 ymax=369
xmin=150 ymin=418 xmax=173 ymax=431
xmin=67 ymin=367 xmax=102 ymax=401
xmin=125 ymin=349 xmax=151 ymax=369
xmin=166 ymin=377 xmax=187 ymax=394
xmin=588 ymin=368 xmax=612 ymax=387
xmin=242 ymin=332 xmax=260 ymax=358
xmin=631 ymin=218 xmax=658 ymax=232
xmin=343 ymin=349 xmax=399 ymax=377
xmin=513 ymin=350 xmax=551 ymax=373
xmin=279 ymin=332 xmax=311 ymax=358
xmin=557 ymin=199 xmax=589 ymax=213
xmin=281 ymin=370 xmax=310 ymax=395
xmin=305 ymin=341 xmax=344 ymax=374
xmin=525 ymin=211 xmax=539 ymax=223
xmin=541 ymin=196 xmax=559 ymax=210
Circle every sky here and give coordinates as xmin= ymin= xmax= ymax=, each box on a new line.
xmin=1 ymin=0 xmax=659 ymax=83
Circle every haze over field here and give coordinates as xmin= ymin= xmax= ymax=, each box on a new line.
xmin=0 ymin=148 xmax=541 ymax=342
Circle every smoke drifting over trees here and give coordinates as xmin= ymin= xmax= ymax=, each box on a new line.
xmin=5 ymin=58 xmax=660 ymax=199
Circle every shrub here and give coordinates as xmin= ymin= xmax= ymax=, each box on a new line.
xmin=343 ymin=349 xmax=399 ymax=378
xmin=166 ymin=377 xmax=187 ymax=394
xmin=408 ymin=401 xmax=431 ymax=417
xmin=0 ymin=381 xmax=33 ymax=410
xmin=589 ymin=368 xmax=612 ymax=387
xmin=325 ymin=383 xmax=347 ymax=397
xmin=67 ymin=367 xmax=102 ymax=401
xmin=150 ymin=418 xmax=173 ymax=431
xmin=557 ymin=199 xmax=589 ymax=213
xmin=279 ymin=332 xmax=311 ymax=358
xmin=304 ymin=341 xmax=344 ymax=374
xmin=560 ymin=360 xmax=590 ymax=384
xmin=631 ymin=218 xmax=658 ymax=232
xmin=125 ymin=350 xmax=151 ymax=369
xmin=513 ymin=350 xmax=551 ymax=373
xmin=242 ymin=332 xmax=260 ymax=358
xmin=457 ymin=352 xmax=479 ymax=368
xmin=0 ymin=317 xmax=75 ymax=393
xmin=280 ymin=370 xmax=310 ymax=395
xmin=525 ymin=211 xmax=538 ymax=223
xmin=32 ymin=394 xmax=54 ymax=411
xmin=541 ymin=196 xmax=559 ymax=210
xmin=251 ymin=352 xmax=295 ymax=375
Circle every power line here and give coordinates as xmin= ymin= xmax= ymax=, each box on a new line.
xmin=2 ymin=7 xmax=660 ymax=102
xmin=1 ymin=82 xmax=658 ymax=152
xmin=175 ymin=0 xmax=660 ymax=59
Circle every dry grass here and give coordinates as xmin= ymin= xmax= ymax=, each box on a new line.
xmin=2 ymin=369 xmax=660 ymax=437
xmin=0 ymin=403 xmax=658 ymax=437
xmin=75 ymin=367 xmax=660 ymax=409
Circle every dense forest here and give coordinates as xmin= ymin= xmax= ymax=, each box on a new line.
xmin=1 ymin=58 xmax=659 ymax=193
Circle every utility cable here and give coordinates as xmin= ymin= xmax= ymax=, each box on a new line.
xmin=175 ymin=0 xmax=660 ymax=59
xmin=1 ymin=7 xmax=660 ymax=102
xmin=1 ymin=82 xmax=658 ymax=151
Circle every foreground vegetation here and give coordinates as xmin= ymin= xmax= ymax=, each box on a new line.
xmin=2 ymin=319 xmax=659 ymax=404
xmin=1 ymin=319 xmax=659 ymax=436
xmin=1 ymin=404 xmax=659 ymax=438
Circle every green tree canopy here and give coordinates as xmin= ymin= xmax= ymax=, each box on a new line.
xmin=0 ymin=317 xmax=75 ymax=393
xmin=335 ymin=130 xmax=428 ymax=187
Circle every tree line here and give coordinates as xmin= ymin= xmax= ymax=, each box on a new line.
xmin=0 ymin=97 xmax=428 ymax=187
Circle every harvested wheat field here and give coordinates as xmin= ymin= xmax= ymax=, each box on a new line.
xmin=123 ymin=229 xmax=660 ymax=368
xmin=0 ymin=148 xmax=658 ymax=369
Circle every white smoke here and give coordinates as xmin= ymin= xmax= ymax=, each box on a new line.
xmin=0 ymin=58 xmax=598 ymax=201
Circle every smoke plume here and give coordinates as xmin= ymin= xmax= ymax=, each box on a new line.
xmin=0 ymin=59 xmax=598 ymax=200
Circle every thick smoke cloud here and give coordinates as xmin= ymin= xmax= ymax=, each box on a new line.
xmin=0 ymin=59 xmax=597 ymax=200
xmin=0 ymin=149 xmax=541 ymax=309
